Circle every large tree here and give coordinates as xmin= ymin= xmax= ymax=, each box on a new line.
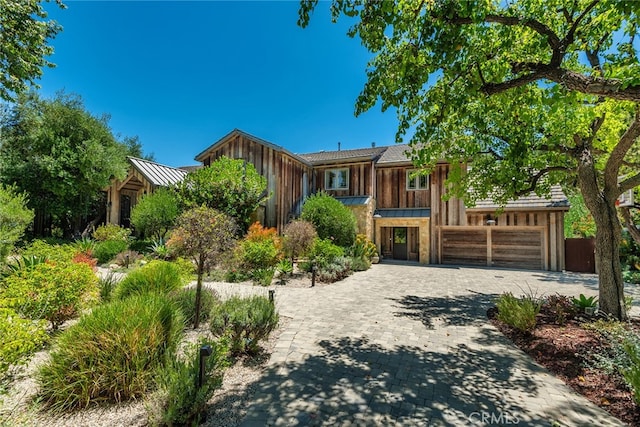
xmin=299 ymin=0 xmax=640 ymax=320
xmin=0 ymin=92 xmax=130 ymax=236
xmin=0 ymin=0 xmax=65 ymax=101
xmin=173 ymin=156 xmax=268 ymax=234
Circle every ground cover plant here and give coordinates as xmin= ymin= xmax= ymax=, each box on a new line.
xmin=0 ymin=308 xmax=47 ymax=379
xmin=491 ymin=292 xmax=640 ymax=425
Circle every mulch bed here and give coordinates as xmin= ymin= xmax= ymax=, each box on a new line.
xmin=488 ymin=307 xmax=640 ymax=426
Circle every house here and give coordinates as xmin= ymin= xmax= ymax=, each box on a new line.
xmin=108 ymin=129 xmax=569 ymax=271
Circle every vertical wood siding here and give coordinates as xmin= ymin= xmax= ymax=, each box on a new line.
xmin=313 ymin=162 xmax=374 ymax=196
xmin=375 ymin=166 xmax=432 ymax=209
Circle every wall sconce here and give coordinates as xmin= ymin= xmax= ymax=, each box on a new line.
xmin=373 ymin=211 xmax=382 ymax=218
xmin=486 ymin=215 xmax=496 ymax=226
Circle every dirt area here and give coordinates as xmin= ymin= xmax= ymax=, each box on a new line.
xmin=489 ymin=308 xmax=640 ymax=426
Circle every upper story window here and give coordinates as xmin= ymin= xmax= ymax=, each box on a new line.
xmin=406 ymin=170 xmax=429 ymax=190
xmin=325 ymin=168 xmax=349 ymax=190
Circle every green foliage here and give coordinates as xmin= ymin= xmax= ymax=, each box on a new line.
xmin=98 ymin=271 xmax=119 ymax=303
xmin=621 ymin=228 xmax=640 ymax=284
xmin=170 ymin=287 xmax=219 ymax=326
xmin=275 ymin=259 xmax=294 ymax=285
xmin=349 ymin=256 xmax=371 ymax=272
xmin=0 ymin=184 xmax=34 ymax=263
xmin=349 ymin=234 xmax=378 ymax=259
xmin=147 ymin=338 xmax=229 ymax=427
xmin=0 ymin=0 xmax=63 ymax=101
xmin=210 ymin=295 xmax=279 ymax=355
xmin=37 ymin=294 xmax=183 ymax=412
xmin=316 ymin=256 xmax=353 ymax=283
xmin=173 ymin=156 xmax=268 ymax=233
xmin=93 ymin=239 xmax=129 ymax=264
xmin=623 ymin=339 xmax=640 ymax=405
xmin=0 ymin=92 xmax=131 ymax=236
xmin=282 ymin=220 xmax=317 ymax=261
xmin=564 ymin=193 xmax=596 ymax=238
xmin=496 ymin=292 xmax=542 ymax=333
xmin=128 ymin=238 xmax=154 ymax=254
xmin=115 ymin=260 xmax=186 ymax=300
xmin=300 ymin=192 xmax=357 ymax=247
xmin=308 ymin=238 xmax=344 ymax=268
xmin=20 ymin=240 xmax=76 ymax=262
xmin=72 ymin=237 xmax=97 ymax=256
xmin=92 ymin=224 xmax=131 ymax=242
xmin=1 ymin=261 xmax=98 ymax=329
xmin=1 ymin=254 xmax=48 ymax=277
xmin=572 ymin=294 xmax=599 ymax=309
xmin=150 ymin=239 xmax=172 ymax=260
xmin=130 ymin=188 xmax=179 ymax=240
xmin=251 ymin=267 xmax=275 ymax=287
xmin=224 ymin=269 xmax=250 ymax=283
xmin=237 ymin=223 xmax=282 ymax=276
xmin=0 ymin=308 xmax=47 ymax=377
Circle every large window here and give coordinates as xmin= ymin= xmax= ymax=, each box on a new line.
xmin=325 ymin=168 xmax=349 ymax=190
xmin=406 ymin=170 xmax=429 ymax=190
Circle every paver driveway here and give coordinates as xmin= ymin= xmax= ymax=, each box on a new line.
xmin=222 ymin=263 xmax=632 ymax=426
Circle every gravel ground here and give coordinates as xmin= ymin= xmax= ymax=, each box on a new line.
xmin=0 ymin=278 xmax=292 ymax=427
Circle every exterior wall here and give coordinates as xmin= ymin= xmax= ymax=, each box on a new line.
xmin=374 ymin=218 xmax=430 ymax=264
xmin=313 ymin=161 xmax=375 ymax=197
xmin=199 ymin=134 xmax=313 ymax=231
xmin=106 ymin=169 xmax=153 ymax=226
xmin=375 ymin=166 xmax=431 ymax=209
xmin=347 ymin=198 xmax=375 ymax=241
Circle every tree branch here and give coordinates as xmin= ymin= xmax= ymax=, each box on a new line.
xmin=605 ymin=109 xmax=640 ymax=191
xmin=619 ymin=172 xmax=640 ymax=195
xmin=564 ymin=0 xmax=600 ymax=46
xmin=620 ymin=206 xmax=640 ymax=246
xmin=515 ymin=166 xmax=571 ymax=196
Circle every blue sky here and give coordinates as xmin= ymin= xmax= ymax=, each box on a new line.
xmin=38 ymin=1 xmax=401 ymax=167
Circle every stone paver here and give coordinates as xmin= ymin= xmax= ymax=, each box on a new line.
xmin=209 ymin=264 xmax=636 ymax=426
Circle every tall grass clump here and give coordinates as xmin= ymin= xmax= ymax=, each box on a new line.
xmin=38 ymin=294 xmax=183 ymax=412
xmin=115 ymin=261 xmax=186 ymax=300
xmin=210 ymin=295 xmax=278 ymax=355
xmin=147 ymin=338 xmax=229 ymax=426
xmin=170 ymin=287 xmax=219 ymax=326
xmin=496 ymin=292 xmax=542 ymax=332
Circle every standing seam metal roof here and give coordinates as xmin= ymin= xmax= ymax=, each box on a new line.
xmin=128 ymin=157 xmax=187 ymax=187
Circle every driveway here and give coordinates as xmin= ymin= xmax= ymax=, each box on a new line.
xmin=222 ymin=263 xmax=630 ymax=426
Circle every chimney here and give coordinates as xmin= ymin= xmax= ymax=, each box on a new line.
xmin=371 ymin=142 xmax=376 ymax=148
xmin=338 ymin=142 xmax=341 ymax=151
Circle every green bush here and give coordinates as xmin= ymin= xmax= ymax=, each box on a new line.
xmin=171 ymin=287 xmax=219 ymax=326
xmin=72 ymin=237 xmax=97 ymax=256
xmin=350 ymin=256 xmax=371 ymax=272
xmin=128 ymin=238 xmax=154 ymax=254
xmin=210 ymin=296 xmax=279 ymax=355
xmin=1 ymin=254 xmax=48 ymax=278
xmin=94 ymin=240 xmax=129 ymax=264
xmin=0 ymin=308 xmax=47 ymax=377
xmin=21 ymin=240 xmax=77 ymax=263
xmin=92 ymin=224 xmax=131 ymax=242
xmin=584 ymin=320 xmax=640 ymax=379
xmin=115 ymin=260 xmax=186 ymax=300
xmin=224 ymin=269 xmax=250 ymax=283
xmin=172 ymin=257 xmax=196 ymax=281
xmin=317 ymin=256 xmax=353 ymax=283
xmin=131 ymin=188 xmax=179 ymax=241
xmin=496 ymin=292 xmax=542 ymax=332
xmin=300 ymin=191 xmax=357 ymax=247
xmin=349 ymin=234 xmax=377 ymax=259
xmin=0 ymin=184 xmax=34 ymax=264
xmin=1 ymin=261 xmax=98 ymax=329
xmin=623 ymin=338 xmax=640 ymax=405
xmin=251 ymin=267 xmax=275 ymax=286
xmin=147 ymin=338 xmax=229 ymax=427
xmin=308 ymin=238 xmax=344 ymax=268
xmin=38 ymin=294 xmax=183 ymax=412
xmin=98 ymin=271 xmax=120 ymax=303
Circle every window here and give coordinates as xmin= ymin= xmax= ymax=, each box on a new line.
xmin=406 ymin=170 xmax=429 ymax=190
xmin=325 ymin=168 xmax=349 ymax=190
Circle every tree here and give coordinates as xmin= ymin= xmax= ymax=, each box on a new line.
xmin=0 ymin=92 xmax=130 ymax=237
xmin=130 ymin=188 xmax=179 ymax=240
xmin=282 ymin=220 xmax=317 ymax=262
xmin=168 ymin=207 xmax=237 ymax=329
xmin=0 ymin=0 xmax=65 ymax=101
xmin=173 ymin=156 xmax=268 ymax=234
xmin=300 ymin=0 xmax=640 ymax=320
xmin=300 ymin=191 xmax=357 ymax=247
xmin=0 ymin=184 xmax=34 ymax=262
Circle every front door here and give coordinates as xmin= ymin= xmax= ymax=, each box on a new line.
xmin=393 ymin=227 xmax=408 ymax=260
xmin=120 ymin=194 xmax=131 ymax=228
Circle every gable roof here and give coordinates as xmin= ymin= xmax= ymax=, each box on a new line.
xmin=128 ymin=157 xmax=187 ymax=187
xmin=194 ymin=128 xmax=311 ymax=166
xmin=299 ymin=146 xmax=387 ymax=165
xmin=376 ymin=144 xmax=412 ymax=165
xmin=470 ymin=186 xmax=569 ymax=211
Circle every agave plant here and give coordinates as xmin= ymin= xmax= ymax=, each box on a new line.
xmin=2 ymin=254 xmax=48 ymax=277
xmin=572 ymin=294 xmax=598 ymax=309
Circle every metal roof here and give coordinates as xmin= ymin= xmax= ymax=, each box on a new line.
xmin=374 ymin=208 xmax=431 ymax=218
xmin=128 ymin=157 xmax=187 ymax=187
xmin=334 ymin=196 xmax=372 ymax=206
xmin=299 ymin=147 xmax=387 ymax=165
xmin=469 ymin=186 xmax=569 ymax=210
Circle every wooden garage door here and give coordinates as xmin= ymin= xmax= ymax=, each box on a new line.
xmin=439 ymin=226 xmax=546 ymax=270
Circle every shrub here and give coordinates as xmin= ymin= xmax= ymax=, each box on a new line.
xmin=172 ymin=257 xmax=196 ymax=281
xmin=251 ymin=267 xmax=275 ymax=286
xmin=1 ymin=254 xmax=48 ymax=278
xmin=238 ymin=223 xmax=282 ymax=272
xmin=224 ymin=269 xmax=250 ymax=283
xmin=572 ymin=293 xmax=598 ymax=309
xmin=275 ymin=259 xmax=293 ymax=285
xmin=171 ymin=287 xmax=219 ymax=326
xmin=0 ymin=184 xmax=34 ymax=264
xmin=38 ymin=294 xmax=183 ymax=412
xmin=210 ymin=296 xmax=279 ymax=355
xmin=282 ymin=220 xmax=316 ymax=261
xmin=623 ymin=338 xmax=640 ymax=405
xmin=584 ymin=320 xmax=638 ymax=378
xmin=0 ymin=308 xmax=47 ymax=377
xmin=349 ymin=234 xmax=377 ymax=259
xmin=128 ymin=238 xmax=154 ymax=254
xmin=72 ymin=251 xmax=98 ymax=271
xmin=300 ymin=191 xmax=357 ymax=247
xmin=316 ymin=256 xmax=353 ymax=283
xmin=21 ymin=240 xmax=76 ymax=263
xmin=1 ymin=261 xmax=98 ymax=329
xmin=98 ymin=272 xmax=120 ymax=303
xmin=542 ymin=293 xmax=578 ymax=325
xmin=92 ymin=224 xmax=131 ymax=242
xmin=130 ymin=188 xmax=179 ymax=240
xmin=115 ymin=260 xmax=186 ymax=300
xmin=147 ymin=338 xmax=229 ymax=427
xmin=72 ymin=237 xmax=96 ymax=256
xmin=94 ymin=240 xmax=129 ymax=264
xmin=350 ymin=255 xmax=371 ymax=272
xmin=307 ymin=238 xmax=344 ymax=268
xmin=495 ymin=292 xmax=542 ymax=332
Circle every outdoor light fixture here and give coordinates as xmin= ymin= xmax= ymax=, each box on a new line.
xmin=198 ymin=344 xmax=213 ymax=388
xmin=373 ymin=212 xmax=382 ymax=218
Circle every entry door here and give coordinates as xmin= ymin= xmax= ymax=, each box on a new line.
xmin=120 ymin=194 xmax=131 ymax=228
xmin=393 ymin=227 xmax=408 ymax=260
